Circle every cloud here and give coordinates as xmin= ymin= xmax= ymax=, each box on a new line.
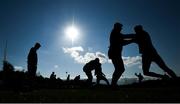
xmin=62 ymin=46 xmax=142 ymax=67
xmin=122 ymin=56 xmax=142 ymax=67
xmin=107 ymin=56 xmax=141 ymax=67
xmin=14 ymin=66 xmax=24 ymax=71
xmin=96 ymin=52 xmax=108 ymax=63
xmin=62 ymin=46 xmax=107 ymax=64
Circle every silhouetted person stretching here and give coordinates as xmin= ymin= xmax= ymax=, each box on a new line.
xmin=134 ymin=25 xmax=177 ymax=79
xmin=27 ymin=42 xmax=41 ymax=77
xmin=95 ymin=62 xmax=110 ymax=85
xmin=83 ymin=58 xmax=101 ymax=84
xmin=108 ymin=22 xmax=134 ymax=87
xmin=135 ymin=73 xmax=144 ymax=83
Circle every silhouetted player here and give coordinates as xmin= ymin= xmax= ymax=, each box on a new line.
xmin=67 ymin=74 xmax=70 ymax=81
xmin=83 ymin=58 xmax=101 ymax=84
xmin=27 ymin=42 xmax=41 ymax=77
xmin=74 ymin=75 xmax=80 ymax=81
xmin=50 ymin=72 xmax=56 ymax=80
xmin=95 ymin=65 xmax=110 ymax=85
xmin=135 ymin=73 xmax=144 ymax=83
xmin=134 ymin=25 xmax=177 ymax=79
xmin=108 ymin=22 xmax=134 ymax=87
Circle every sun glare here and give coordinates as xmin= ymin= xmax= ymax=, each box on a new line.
xmin=65 ymin=26 xmax=79 ymax=42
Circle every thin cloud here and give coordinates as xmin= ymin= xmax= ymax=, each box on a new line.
xmin=63 ymin=46 xmax=84 ymax=53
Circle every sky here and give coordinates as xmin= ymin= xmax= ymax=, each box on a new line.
xmin=0 ymin=0 xmax=180 ymax=79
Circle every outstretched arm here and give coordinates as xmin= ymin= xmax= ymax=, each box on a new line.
xmin=123 ymin=34 xmax=136 ymax=39
xmin=122 ymin=39 xmax=134 ymax=46
xmin=122 ymin=34 xmax=136 ymax=46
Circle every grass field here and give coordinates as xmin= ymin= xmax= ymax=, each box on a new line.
xmin=1 ymin=58 xmax=180 ymax=102
xmin=0 ymin=83 xmax=179 ymax=103
xmin=0 ymin=68 xmax=179 ymax=103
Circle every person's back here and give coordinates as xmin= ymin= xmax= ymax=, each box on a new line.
xmin=109 ymin=23 xmax=124 ymax=58
xmin=27 ymin=42 xmax=41 ymax=77
xmin=74 ymin=75 xmax=80 ymax=81
xmin=94 ymin=63 xmax=103 ymax=76
xmin=28 ymin=47 xmax=37 ymax=65
xmin=83 ymin=58 xmax=101 ymax=84
xmin=50 ymin=72 xmax=56 ymax=80
xmin=135 ymin=26 xmax=157 ymax=54
xmin=109 ymin=23 xmax=134 ymax=59
xmin=134 ymin=25 xmax=177 ymax=79
xmin=110 ymin=29 xmax=123 ymax=48
xmin=83 ymin=60 xmax=99 ymax=72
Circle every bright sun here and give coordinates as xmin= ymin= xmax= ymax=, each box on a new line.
xmin=65 ymin=25 xmax=79 ymax=44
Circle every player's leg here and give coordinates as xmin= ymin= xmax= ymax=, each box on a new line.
xmin=154 ymin=54 xmax=177 ymax=78
xmin=142 ymin=55 xmax=164 ymax=78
